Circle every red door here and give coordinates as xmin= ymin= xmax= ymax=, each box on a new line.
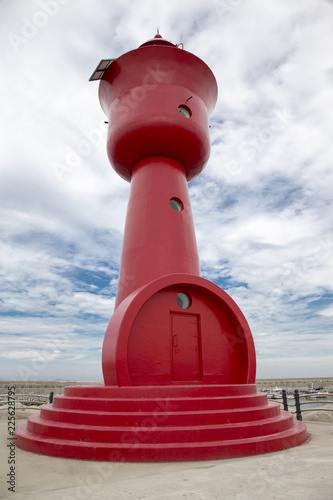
xmin=171 ymin=313 xmax=201 ymax=381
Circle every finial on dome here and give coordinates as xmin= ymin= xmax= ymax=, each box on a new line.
xmin=155 ymin=28 xmax=162 ymax=39
xmin=139 ymin=32 xmax=176 ymax=47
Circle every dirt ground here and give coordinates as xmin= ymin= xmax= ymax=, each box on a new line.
xmin=0 ymin=406 xmax=332 ymax=500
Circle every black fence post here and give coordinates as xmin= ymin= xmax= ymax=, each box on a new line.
xmin=282 ymin=389 xmax=288 ymax=411
xmin=49 ymin=391 xmax=54 ymax=404
xmin=294 ymin=389 xmax=302 ymax=421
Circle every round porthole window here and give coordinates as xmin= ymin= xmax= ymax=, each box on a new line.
xmin=170 ymin=197 xmax=183 ymax=212
xmin=177 ymin=292 xmax=191 ymax=310
xmin=178 ymin=105 xmax=192 ymax=118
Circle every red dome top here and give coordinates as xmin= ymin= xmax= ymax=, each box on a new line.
xmin=139 ymin=32 xmax=176 ymax=47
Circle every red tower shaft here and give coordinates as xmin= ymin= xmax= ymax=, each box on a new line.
xmin=115 ymin=156 xmax=200 ymax=308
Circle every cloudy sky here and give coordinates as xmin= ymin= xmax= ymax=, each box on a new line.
xmin=0 ymin=0 xmax=332 ymax=382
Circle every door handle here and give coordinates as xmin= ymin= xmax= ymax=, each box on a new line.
xmin=173 ymin=335 xmax=178 ymax=347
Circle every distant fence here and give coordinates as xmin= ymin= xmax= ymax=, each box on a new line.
xmin=267 ymin=389 xmax=333 ymax=421
xmin=0 ymin=393 xmax=53 ymax=406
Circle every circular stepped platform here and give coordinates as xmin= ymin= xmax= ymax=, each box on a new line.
xmin=15 ymin=384 xmax=309 ymax=461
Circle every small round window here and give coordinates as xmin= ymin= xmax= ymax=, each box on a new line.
xmin=177 ymin=292 xmax=191 ymax=310
xmin=170 ymin=197 xmax=183 ymax=212
xmin=178 ymin=105 xmax=192 ymax=118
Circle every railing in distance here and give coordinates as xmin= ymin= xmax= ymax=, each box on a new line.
xmin=266 ymin=389 xmax=333 ymax=421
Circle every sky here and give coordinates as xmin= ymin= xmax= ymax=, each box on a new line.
xmin=0 ymin=0 xmax=332 ymax=382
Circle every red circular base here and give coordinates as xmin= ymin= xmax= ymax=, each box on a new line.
xmin=15 ymin=384 xmax=309 ymax=462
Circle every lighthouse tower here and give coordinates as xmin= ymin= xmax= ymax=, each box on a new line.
xmin=99 ymin=33 xmax=256 ymax=387
xmin=16 ymin=34 xmax=308 ymax=461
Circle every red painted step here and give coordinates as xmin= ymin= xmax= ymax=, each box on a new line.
xmin=16 ymin=420 xmax=308 ymax=462
xmin=63 ymin=384 xmax=257 ymax=398
xmin=40 ymin=401 xmax=281 ymax=426
xmin=52 ymin=392 xmax=268 ymax=412
xmin=26 ymin=411 xmax=293 ymax=443
xmin=15 ymin=384 xmax=309 ymax=461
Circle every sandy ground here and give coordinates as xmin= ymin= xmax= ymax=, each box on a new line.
xmin=0 ymin=407 xmax=332 ymax=500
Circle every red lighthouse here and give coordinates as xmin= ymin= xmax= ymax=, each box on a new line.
xmin=100 ymin=33 xmax=256 ymax=387
xmin=16 ymin=34 xmax=308 ymax=461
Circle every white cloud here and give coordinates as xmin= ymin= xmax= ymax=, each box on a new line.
xmin=319 ymin=305 xmax=333 ymax=317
